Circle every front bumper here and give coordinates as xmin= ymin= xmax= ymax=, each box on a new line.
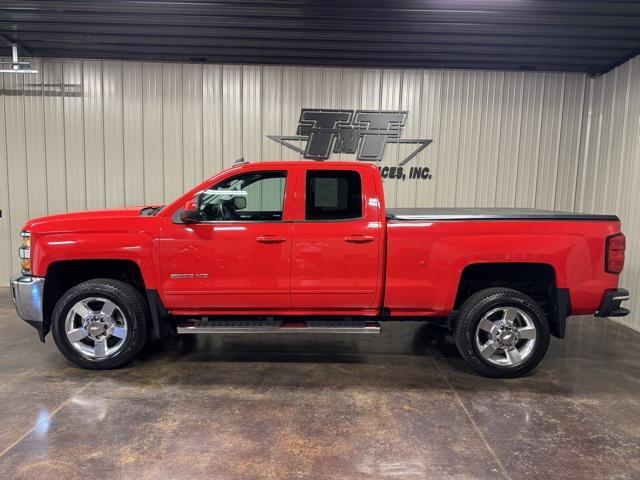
xmin=10 ymin=274 xmax=46 ymax=341
xmin=595 ymin=288 xmax=630 ymax=317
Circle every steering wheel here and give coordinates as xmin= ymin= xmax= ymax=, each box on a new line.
xmin=219 ymin=202 xmax=238 ymax=220
xmin=200 ymin=203 xmax=217 ymax=221
xmin=201 ymin=202 xmax=237 ymax=221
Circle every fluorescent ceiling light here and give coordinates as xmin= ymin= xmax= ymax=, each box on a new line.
xmin=0 ymin=44 xmax=37 ymax=74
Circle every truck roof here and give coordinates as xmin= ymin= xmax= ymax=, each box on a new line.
xmin=232 ymin=160 xmax=377 ymax=169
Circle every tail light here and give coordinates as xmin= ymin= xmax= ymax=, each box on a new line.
xmin=605 ymin=233 xmax=625 ymax=274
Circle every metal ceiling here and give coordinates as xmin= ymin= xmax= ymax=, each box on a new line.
xmin=1 ymin=0 xmax=640 ymax=74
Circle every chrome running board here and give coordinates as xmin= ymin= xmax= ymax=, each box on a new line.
xmin=177 ymin=319 xmax=381 ymax=335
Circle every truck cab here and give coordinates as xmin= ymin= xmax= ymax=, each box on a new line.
xmin=161 ymin=161 xmax=385 ymax=315
xmin=11 ymin=160 xmax=629 ymax=377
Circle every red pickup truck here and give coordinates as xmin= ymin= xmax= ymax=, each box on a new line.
xmin=11 ymin=161 xmax=629 ymax=377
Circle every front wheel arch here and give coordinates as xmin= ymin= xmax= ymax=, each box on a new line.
xmin=42 ymin=259 xmax=151 ymax=340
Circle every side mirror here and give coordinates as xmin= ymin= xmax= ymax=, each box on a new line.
xmin=180 ymin=197 xmax=200 ymax=223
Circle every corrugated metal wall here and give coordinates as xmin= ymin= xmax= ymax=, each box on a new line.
xmin=0 ymin=56 xmax=636 ymax=332
xmin=576 ymin=54 xmax=640 ymax=331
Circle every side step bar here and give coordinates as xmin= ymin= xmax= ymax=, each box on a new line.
xmin=177 ymin=319 xmax=381 ymax=335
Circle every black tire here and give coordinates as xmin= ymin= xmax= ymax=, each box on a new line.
xmin=453 ymin=288 xmax=550 ymax=378
xmin=51 ymin=279 xmax=149 ymax=370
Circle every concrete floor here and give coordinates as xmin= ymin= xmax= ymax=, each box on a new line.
xmin=0 ymin=288 xmax=639 ymax=480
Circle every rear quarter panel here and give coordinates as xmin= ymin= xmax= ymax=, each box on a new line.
xmin=385 ymin=219 xmax=622 ymax=316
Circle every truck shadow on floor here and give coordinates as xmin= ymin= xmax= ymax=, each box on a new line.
xmin=126 ymin=323 xmax=586 ymax=392
xmin=120 ymin=318 xmax=639 ymax=396
xmin=138 ymin=323 xmax=458 ymax=365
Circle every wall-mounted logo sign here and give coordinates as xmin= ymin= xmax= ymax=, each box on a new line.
xmin=268 ymin=109 xmax=433 ymax=181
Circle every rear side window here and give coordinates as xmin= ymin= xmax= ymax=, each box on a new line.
xmin=305 ymin=170 xmax=362 ymax=220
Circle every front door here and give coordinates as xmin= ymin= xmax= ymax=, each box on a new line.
xmin=159 ymin=169 xmax=294 ymax=313
xmin=290 ymin=167 xmax=383 ymax=310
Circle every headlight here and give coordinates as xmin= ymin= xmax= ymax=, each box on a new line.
xmin=19 ymin=231 xmax=31 ymax=274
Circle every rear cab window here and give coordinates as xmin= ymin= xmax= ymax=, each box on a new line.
xmin=305 ymin=170 xmax=362 ymax=221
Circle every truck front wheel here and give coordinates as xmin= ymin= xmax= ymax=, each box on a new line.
xmin=51 ymin=279 xmax=149 ymax=370
xmin=454 ymin=288 xmax=550 ymax=378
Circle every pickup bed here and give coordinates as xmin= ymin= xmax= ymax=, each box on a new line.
xmin=11 ymin=161 xmax=629 ymax=377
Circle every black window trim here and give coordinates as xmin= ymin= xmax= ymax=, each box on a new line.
xmin=304 ymin=169 xmax=364 ymax=222
xmin=172 ymin=169 xmax=288 ymax=224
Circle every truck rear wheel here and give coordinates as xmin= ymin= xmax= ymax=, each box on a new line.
xmin=453 ymin=288 xmax=550 ymax=378
xmin=51 ymin=279 xmax=148 ymax=370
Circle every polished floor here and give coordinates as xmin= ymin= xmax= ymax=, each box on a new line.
xmin=0 ymin=288 xmax=639 ymax=480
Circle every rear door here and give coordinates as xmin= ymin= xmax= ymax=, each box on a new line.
xmin=290 ymin=166 xmax=383 ymax=310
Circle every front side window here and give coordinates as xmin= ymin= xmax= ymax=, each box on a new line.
xmin=305 ymin=170 xmax=362 ymax=220
xmin=199 ymin=170 xmax=286 ymax=221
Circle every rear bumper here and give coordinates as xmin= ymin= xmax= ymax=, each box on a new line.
xmin=595 ymin=288 xmax=630 ymax=317
xmin=10 ymin=274 xmax=46 ymax=341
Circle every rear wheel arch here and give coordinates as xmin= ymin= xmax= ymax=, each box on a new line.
xmin=453 ymin=262 xmax=570 ymax=338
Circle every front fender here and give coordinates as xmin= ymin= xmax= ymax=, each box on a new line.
xmin=32 ymin=231 xmax=160 ymax=289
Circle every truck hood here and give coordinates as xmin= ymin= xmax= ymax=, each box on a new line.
xmin=24 ymin=206 xmax=158 ymax=234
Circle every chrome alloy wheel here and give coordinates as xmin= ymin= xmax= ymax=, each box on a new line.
xmin=64 ymin=297 xmax=128 ymax=360
xmin=474 ymin=306 xmax=537 ymax=367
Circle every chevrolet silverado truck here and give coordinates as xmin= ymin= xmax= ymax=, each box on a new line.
xmin=10 ymin=160 xmax=630 ymax=377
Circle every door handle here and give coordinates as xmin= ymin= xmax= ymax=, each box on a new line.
xmin=256 ymin=235 xmax=287 ymax=244
xmin=344 ymin=234 xmax=374 ymax=243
